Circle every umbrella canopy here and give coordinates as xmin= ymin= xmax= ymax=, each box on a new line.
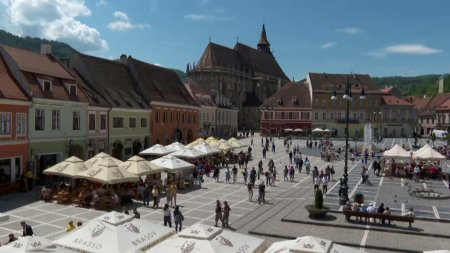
xmin=294 ymin=128 xmax=304 ymax=132
xmin=424 ymin=251 xmax=450 ymax=253
xmin=186 ymin=139 xmax=206 ymax=148
xmin=413 ymin=144 xmax=446 ymax=161
xmin=218 ymin=139 xmax=227 ymax=143
xmin=165 ymin=142 xmax=185 ymax=152
xmin=43 ymin=156 xmax=88 ymax=177
xmin=149 ymin=155 xmax=195 ymax=172
xmin=76 ymin=158 xmax=139 ymax=184
xmin=382 ymin=144 xmax=411 ymax=159
xmin=139 ymin=144 xmax=173 ymax=156
xmin=265 ymin=236 xmax=365 ymax=253
xmin=312 ymin=128 xmax=323 ymax=133
xmin=284 ymin=128 xmax=293 ymax=132
xmin=54 ymin=211 xmax=173 ymax=253
xmin=323 ymin=129 xmax=332 ymax=132
xmin=0 ymin=236 xmax=55 ymax=253
xmin=206 ymin=136 xmax=217 ymax=141
xmin=216 ymin=142 xmax=234 ymax=151
xmin=146 ymin=224 xmax=264 ymax=253
xmin=227 ymin=139 xmax=246 ymax=148
xmin=84 ymin=152 xmax=123 ymax=167
xmin=171 ymin=147 xmax=207 ymax=159
xmin=193 ymin=143 xmax=221 ymax=155
xmin=228 ymin=137 xmax=238 ymax=142
xmin=121 ymin=156 xmax=163 ymax=176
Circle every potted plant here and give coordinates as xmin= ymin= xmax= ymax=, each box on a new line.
xmin=305 ymin=189 xmax=329 ymax=218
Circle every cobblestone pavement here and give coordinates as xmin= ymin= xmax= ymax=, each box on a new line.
xmin=0 ymin=135 xmax=449 ymax=252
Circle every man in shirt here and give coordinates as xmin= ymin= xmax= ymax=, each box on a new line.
xmin=21 ymin=221 xmax=33 ymax=236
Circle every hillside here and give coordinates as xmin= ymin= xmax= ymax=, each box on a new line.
xmin=373 ymin=74 xmax=450 ymax=97
xmin=0 ymin=29 xmax=77 ymax=59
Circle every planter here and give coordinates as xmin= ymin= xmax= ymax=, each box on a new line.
xmin=305 ymin=205 xmax=330 ymax=218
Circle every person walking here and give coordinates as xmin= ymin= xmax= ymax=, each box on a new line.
xmin=247 ymin=182 xmax=253 ymax=202
xmin=243 ymin=168 xmax=248 ymax=185
xmin=20 ymin=221 xmax=34 ymax=237
xmin=214 ymin=200 xmax=223 ymax=227
xmin=152 ymin=186 xmax=159 ymax=208
xmin=232 ymin=165 xmax=238 ymax=184
xmin=361 ymin=166 xmax=367 ymax=184
xmin=222 ymin=201 xmax=231 ymax=228
xmin=173 ymin=206 xmax=184 ymax=233
xmin=313 ymin=176 xmax=321 ymax=194
xmin=283 ymin=165 xmax=289 ymax=181
xmin=258 ymin=181 xmax=266 ymax=204
xmin=169 ymin=182 xmax=177 ymax=206
xmin=225 ymin=168 xmax=231 ymax=183
xmin=66 ymin=221 xmax=76 ymax=232
xmin=322 ymin=175 xmax=328 ymax=193
xmin=142 ymin=185 xmax=150 ymax=207
xmin=163 ymin=203 xmax=172 ymax=227
xmin=289 ymin=166 xmax=295 ymax=182
xmin=250 ymin=167 xmax=256 ymax=186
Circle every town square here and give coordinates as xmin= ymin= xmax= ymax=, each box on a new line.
xmin=1 ymin=0 xmax=450 ymax=252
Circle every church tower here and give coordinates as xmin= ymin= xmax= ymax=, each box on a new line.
xmin=257 ymin=24 xmax=272 ymax=55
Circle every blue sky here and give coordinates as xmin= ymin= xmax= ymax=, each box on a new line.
xmin=1 ymin=0 xmax=449 ymax=78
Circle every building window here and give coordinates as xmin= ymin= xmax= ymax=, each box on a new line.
xmin=360 ymin=113 xmax=364 ymax=121
xmin=16 ymin=113 xmax=26 ymax=135
xmin=113 ymin=117 xmax=124 ymax=128
xmin=88 ymin=113 xmax=96 ymax=131
xmin=314 ymin=112 xmax=318 ymax=120
xmin=69 ymin=84 xmax=77 ymax=96
xmin=0 ymin=113 xmax=11 ymax=134
xmin=322 ymin=113 xmax=326 ymax=120
xmin=163 ymin=112 xmax=167 ymax=123
xmin=141 ymin=118 xmax=147 ymax=127
xmin=353 ymin=113 xmax=357 ymax=120
xmin=274 ymin=112 xmax=281 ymax=120
xmin=40 ymin=80 xmax=52 ymax=92
xmin=301 ymin=112 xmax=310 ymax=120
xmin=52 ymin=109 xmax=60 ymax=130
xmin=100 ymin=114 xmax=107 ymax=130
xmin=337 ymin=113 xmax=341 ymax=120
xmin=129 ymin=117 xmax=136 ymax=128
xmin=330 ymin=113 xmax=334 ymax=120
xmin=73 ymin=111 xmax=80 ymax=130
xmin=35 ymin=109 xmax=45 ymax=131
xmin=155 ymin=111 xmax=160 ymax=123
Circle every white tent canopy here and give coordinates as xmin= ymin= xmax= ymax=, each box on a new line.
xmin=294 ymin=128 xmax=303 ymax=132
xmin=284 ymin=128 xmax=293 ymax=132
xmin=0 ymin=236 xmax=57 ymax=253
xmin=84 ymin=152 xmax=123 ymax=167
xmin=139 ymin=144 xmax=173 ymax=156
xmin=149 ymin=155 xmax=195 ymax=172
xmin=54 ymin=211 xmax=173 ymax=253
xmin=312 ymin=128 xmax=323 ymax=133
xmin=413 ymin=144 xmax=446 ymax=161
xmin=76 ymin=158 xmax=139 ymax=184
xmin=383 ymin=144 xmax=411 ymax=159
xmin=323 ymin=128 xmax=332 ymax=132
xmin=170 ymin=147 xmax=207 ymax=159
xmin=146 ymin=224 xmax=265 ymax=253
xmin=43 ymin=156 xmax=88 ymax=177
xmin=121 ymin=156 xmax=163 ymax=176
xmin=265 ymin=236 xmax=366 ymax=253
xmin=193 ymin=143 xmax=221 ymax=155
xmin=215 ymin=142 xmax=234 ymax=151
xmin=165 ymin=142 xmax=185 ymax=152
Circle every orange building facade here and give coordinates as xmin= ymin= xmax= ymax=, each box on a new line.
xmin=150 ymin=102 xmax=199 ymax=145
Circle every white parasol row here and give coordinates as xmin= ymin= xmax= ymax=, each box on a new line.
xmin=170 ymin=147 xmax=207 ymax=159
xmin=139 ymin=144 xmax=173 ymax=156
xmin=265 ymin=236 xmax=366 ymax=253
xmin=121 ymin=156 xmax=163 ymax=176
xmin=413 ymin=144 xmax=446 ymax=161
xmin=43 ymin=156 xmax=88 ymax=178
xmin=382 ymin=144 xmax=411 ymax=159
xmin=76 ymin=158 xmax=139 ymax=184
xmin=148 ymin=155 xmax=195 ymax=173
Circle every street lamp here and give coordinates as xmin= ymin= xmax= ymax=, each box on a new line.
xmin=373 ymin=111 xmax=382 ymax=141
xmin=331 ymin=76 xmax=366 ymax=205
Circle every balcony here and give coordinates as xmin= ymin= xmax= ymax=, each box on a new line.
xmin=335 ymin=118 xmax=359 ymax=124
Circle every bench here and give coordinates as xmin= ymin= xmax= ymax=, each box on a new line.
xmin=343 ymin=210 xmax=414 ymax=228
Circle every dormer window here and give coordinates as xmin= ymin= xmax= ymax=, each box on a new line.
xmin=64 ymin=82 xmax=77 ymax=96
xmin=38 ymin=79 xmax=52 ymax=92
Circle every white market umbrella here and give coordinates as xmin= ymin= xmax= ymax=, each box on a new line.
xmin=284 ymin=128 xmax=293 ymax=132
xmin=43 ymin=156 xmax=88 ymax=177
xmin=54 ymin=211 xmax=173 ymax=253
xmin=193 ymin=143 xmax=221 ymax=155
xmin=121 ymin=156 xmax=163 ymax=176
xmin=149 ymin=155 xmax=195 ymax=172
xmin=312 ymin=128 xmax=323 ymax=133
xmin=424 ymin=251 xmax=450 ymax=253
xmin=216 ymin=142 xmax=234 ymax=151
xmin=294 ymin=128 xmax=304 ymax=132
xmin=227 ymin=140 xmax=244 ymax=149
xmin=413 ymin=144 xmax=446 ymax=161
xmin=218 ymin=139 xmax=226 ymax=143
xmin=139 ymin=144 xmax=173 ymax=156
xmin=171 ymin=147 xmax=207 ymax=159
xmin=206 ymin=136 xmax=217 ymax=141
xmin=84 ymin=152 xmax=123 ymax=167
xmin=146 ymin=223 xmax=265 ymax=253
xmin=382 ymin=144 xmax=411 ymax=159
xmin=323 ymin=129 xmax=332 ymax=132
xmin=265 ymin=236 xmax=366 ymax=253
xmin=76 ymin=158 xmax=139 ymax=184
xmin=228 ymin=137 xmax=238 ymax=142
xmin=165 ymin=142 xmax=185 ymax=152
xmin=0 ymin=236 xmax=55 ymax=253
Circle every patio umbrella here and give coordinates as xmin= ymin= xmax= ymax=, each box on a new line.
xmin=76 ymin=158 xmax=139 ymax=184
xmin=149 ymin=155 xmax=195 ymax=173
xmin=171 ymin=147 xmax=207 ymax=159
xmin=0 ymin=236 xmax=55 ymax=253
xmin=43 ymin=156 xmax=88 ymax=178
xmin=294 ymin=128 xmax=304 ymax=132
xmin=145 ymin=223 xmax=265 ymax=253
xmin=206 ymin=139 xmax=221 ymax=147
xmin=121 ymin=156 xmax=163 ymax=176
xmin=193 ymin=143 xmax=221 ymax=155
xmin=84 ymin=152 xmax=123 ymax=167
xmin=424 ymin=251 xmax=450 ymax=253
xmin=227 ymin=139 xmax=246 ymax=148
xmin=165 ymin=142 xmax=185 ymax=152
xmin=139 ymin=144 xmax=173 ymax=156
xmin=228 ymin=137 xmax=238 ymax=142
xmin=284 ymin=128 xmax=293 ymax=132
xmin=54 ymin=211 xmax=173 ymax=253
xmin=323 ymin=129 xmax=332 ymax=132
xmin=206 ymin=136 xmax=217 ymax=141
xmin=413 ymin=144 xmax=446 ymax=161
xmin=218 ymin=139 xmax=227 ymax=143
xmin=382 ymin=144 xmax=411 ymax=159
xmin=312 ymin=128 xmax=323 ymax=133
xmin=216 ymin=142 xmax=234 ymax=151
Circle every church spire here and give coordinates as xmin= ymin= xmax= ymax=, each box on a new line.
xmin=257 ymin=24 xmax=271 ymax=55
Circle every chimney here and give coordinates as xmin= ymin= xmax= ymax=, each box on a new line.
xmin=40 ymin=44 xmax=52 ymax=54
xmin=119 ymin=54 xmax=127 ymax=65
xmin=438 ymin=75 xmax=445 ymax=94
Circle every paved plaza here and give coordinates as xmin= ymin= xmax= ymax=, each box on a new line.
xmin=0 ymin=135 xmax=449 ymax=252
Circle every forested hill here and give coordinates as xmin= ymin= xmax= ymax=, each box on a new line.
xmin=373 ymin=74 xmax=450 ymax=97
xmin=0 ymin=29 xmax=77 ymax=59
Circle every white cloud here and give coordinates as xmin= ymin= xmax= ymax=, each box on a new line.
xmin=98 ymin=0 xmax=107 ymax=5
xmin=337 ymin=27 xmax=364 ymax=34
xmin=107 ymin=11 xmax=150 ymax=31
xmin=319 ymin=42 xmax=337 ymax=49
xmin=368 ymin=44 xmax=442 ymax=58
xmin=0 ymin=0 xmax=108 ymax=52
xmin=184 ymin=13 xmax=231 ymax=21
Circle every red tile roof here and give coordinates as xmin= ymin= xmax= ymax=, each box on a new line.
xmin=0 ymin=54 xmax=28 ymax=101
xmin=308 ymin=72 xmax=380 ymax=94
xmin=436 ymin=99 xmax=450 ymax=111
xmin=262 ymin=82 xmax=312 ymax=108
xmin=381 ymin=95 xmax=413 ymax=106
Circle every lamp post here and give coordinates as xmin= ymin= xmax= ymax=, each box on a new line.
xmin=331 ymin=76 xmax=365 ymax=205
xmin=373 ymin=111 xmax=382 ymax=142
